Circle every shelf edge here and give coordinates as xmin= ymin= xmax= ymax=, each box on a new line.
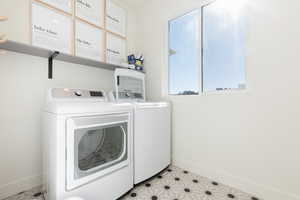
xmin=0 ymin=40 xmax=119 ymax=71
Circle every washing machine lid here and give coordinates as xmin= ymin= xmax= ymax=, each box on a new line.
xmin=134 ymin=102 xmax=170 ymax=109
xmin=44 ymin=88 xmax=133 ymax=114
xmin=114 ymin=69 xmax=146 ymax=102
xmin=45 ymin=101 xmax=133 ymax=114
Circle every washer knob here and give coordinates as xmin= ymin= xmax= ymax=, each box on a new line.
xmin=125 ymin=92 xmax=130 ymax=97
xmin=74 ymin=91 xmax=82 ymax=97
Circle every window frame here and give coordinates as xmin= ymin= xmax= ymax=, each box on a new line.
xmin=167 ymin=8 xmax=202 ymax=96
xmin=166 ymin=0 xmax=248 ymax=97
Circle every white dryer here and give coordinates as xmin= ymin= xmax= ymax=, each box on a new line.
xmin=43 ymin=88 xmax=134 ymax=200
xmin=113 ymin=69 xmax=171 ymax=184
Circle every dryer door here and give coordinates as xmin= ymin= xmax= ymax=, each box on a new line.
xmin=66 ymin=113 xmax=131 ymax=190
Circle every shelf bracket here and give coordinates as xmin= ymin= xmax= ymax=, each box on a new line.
xmin=48 ymin=51 xmax=60 ymax=79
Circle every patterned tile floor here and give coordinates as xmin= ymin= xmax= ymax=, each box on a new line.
xmin=120 ymin=166 xmax=260 ymax=200
xmin=3 ymin=166 xmax=261 ymax=200
xmin=3 ymin=186 xmax=44 ymax=200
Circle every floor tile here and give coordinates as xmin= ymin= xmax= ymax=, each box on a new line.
xmin=3 ymin=166 xmax=261 ymax=200
xmin=120 ymin=166 xmax=261 ymax=200
xmin=3 ymin=186 xmax=43 ymax=200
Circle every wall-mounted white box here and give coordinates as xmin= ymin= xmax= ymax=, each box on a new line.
xmin=106 ymin=33 xmax=126 ymax=65
xmin=75 ymin=20 xmax=104 ymax=61
xmin=39 ymin=0 xmax=72 ymax=13
xmin=106 ymin=0 xmax=127 ymax=37
xmin=31 ymin=2 xmax=72 ymax=54
xmin=76 ymin=0 xmax=105 ymax=27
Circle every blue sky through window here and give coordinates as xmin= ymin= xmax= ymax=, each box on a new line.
xmin=169 ymin=10 xmax=200 ymax=95
xmin=203 ymin=2 xmax=246 ymax=92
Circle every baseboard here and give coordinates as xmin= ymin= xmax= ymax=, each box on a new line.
xmin=173 ymin=159 xmax=300 ymax=200
xmin=0 ymin=174 xmax=42 ymax=200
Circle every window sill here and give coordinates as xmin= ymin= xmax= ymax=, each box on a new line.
xmin=167 ymin=89 xmax=249 ymax=98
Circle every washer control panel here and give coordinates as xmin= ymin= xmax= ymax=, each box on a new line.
xmin=51 ymin=88 xmax=106 ymax=100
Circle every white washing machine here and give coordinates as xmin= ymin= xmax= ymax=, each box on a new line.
xmin=113 ymin=69 xmax=171 ymax=184
xmin=43 ymin=88 xmax=134 ymax=200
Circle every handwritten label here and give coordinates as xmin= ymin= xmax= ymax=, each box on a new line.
xmin=34 ymin=25 xmax=58 ymax=36
xmin=76 ymin=0 xmax=91 ymax=8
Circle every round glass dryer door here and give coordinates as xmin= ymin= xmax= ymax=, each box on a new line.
xmin=66 ymin=113 xmax=131 ymax=190
xmin=74 ymin=123 xmax=127 ymax=179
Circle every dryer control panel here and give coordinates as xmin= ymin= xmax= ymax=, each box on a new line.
xmin=50 ymin=88 xmax=106 ymax=101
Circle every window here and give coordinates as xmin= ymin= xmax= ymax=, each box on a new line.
xmin=168 ymin=1 xmax=246 ymax=95
xmin=202 ymin=2 xmax=246 ymax=92
xmin=168 ymin=10 xmax=200 ymax=95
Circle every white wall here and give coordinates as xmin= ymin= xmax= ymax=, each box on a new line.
xmin=0 ymin=1 xmax=137 ymax=199
xmin=135 ymin=0 xmax=300 ymax=200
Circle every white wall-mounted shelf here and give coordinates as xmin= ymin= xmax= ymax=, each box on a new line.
xmin=0 ymin=40 xmax=122 ymax=79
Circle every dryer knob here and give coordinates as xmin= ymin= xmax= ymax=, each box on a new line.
xmin=74 ymin=91 xmax=82 ymax=97
xmin=125 ymin=92 xmax=130 ymax=97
